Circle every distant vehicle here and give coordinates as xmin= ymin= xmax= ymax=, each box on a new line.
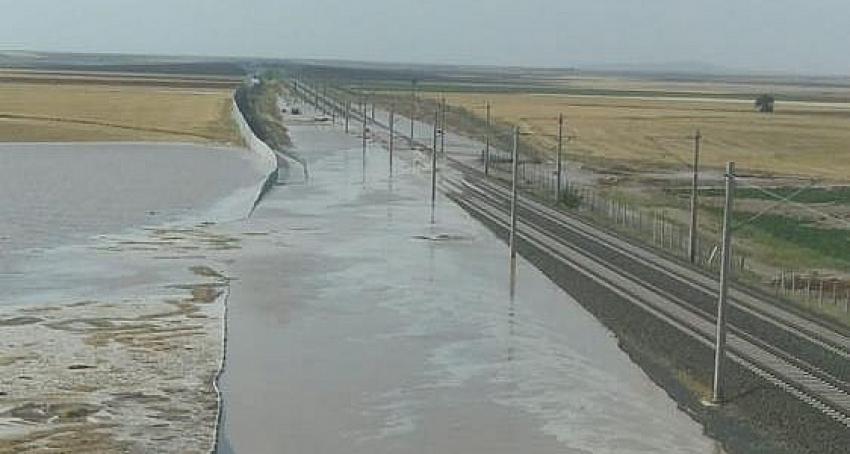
xmin=313 ymin=115 xmax=331 ymax=122
xmin=280 ymin=107 xmax=288 ymax=114
xmin=290 ymin=107 xmax=301 ymax=115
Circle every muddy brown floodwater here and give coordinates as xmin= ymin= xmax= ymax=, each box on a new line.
xmin=215 ymin=110 xmax=724 ymax=453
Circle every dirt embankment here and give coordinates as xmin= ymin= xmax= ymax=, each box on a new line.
xmin=234 ymin=80 xmax=291 ymax=151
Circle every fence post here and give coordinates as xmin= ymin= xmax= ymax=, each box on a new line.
xmin=807 ymin=276 xmax=812 ymax=301
xmin=653 ymin=211 xmax=659 ymax=245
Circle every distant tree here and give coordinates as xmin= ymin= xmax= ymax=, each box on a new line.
xmin=755 ymin=94 xmax=775 ymax=113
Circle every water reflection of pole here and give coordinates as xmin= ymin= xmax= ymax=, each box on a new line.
xmin=509 ymin=127 xmax=519 ymax=267
xmin=508 ymin=236 xmax=517 ymax=365
xmin=510 ymin=257 xmax=517 ymax=300
xmin=508 ymin=265 xmax=516 ymax=363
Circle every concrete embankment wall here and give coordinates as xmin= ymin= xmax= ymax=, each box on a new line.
xmin=210 ymin=98 xmax=282 ymax=453
xmin=230 ymin=98 xmax=279 ymax=210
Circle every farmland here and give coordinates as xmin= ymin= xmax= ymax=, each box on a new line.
xmin=0 ymin=76 xmax=240 ymax=144
xmin=424 ymin=91 xmax=850 ymax=181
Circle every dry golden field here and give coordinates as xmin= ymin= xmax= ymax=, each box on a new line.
xmin=0 ymin=81 xmax=240 ymax=143
xmin=540 ymin=75 xmax=850 ymax=101
xmin=429 ymin=92 xmax=850 ymax=181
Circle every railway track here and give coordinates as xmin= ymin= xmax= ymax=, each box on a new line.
xmin=441 ymin=168 xmax=850 ymax=427
xmin=292 ymin=81 xmax=850 ymax=426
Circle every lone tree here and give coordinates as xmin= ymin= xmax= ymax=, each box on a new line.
xmin=755 ymin=94 xmax=775 ymax=113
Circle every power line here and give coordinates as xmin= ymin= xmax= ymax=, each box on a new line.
xmin=732 ymin=182 xmax=816 ymax=230
xmin=737 ymin=183 xmax=850 ymax=230
xmin=646 ymin=134 xmax=697 ymax=170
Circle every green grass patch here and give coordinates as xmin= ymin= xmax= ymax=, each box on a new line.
xmin=732 ymin=212 xmax=850 ymax=268
xmin=674 ymin=186 xmax=850 ymax=205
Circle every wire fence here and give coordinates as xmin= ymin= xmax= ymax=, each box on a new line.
xmin=482 ymin=150 xmax=746 ymax=275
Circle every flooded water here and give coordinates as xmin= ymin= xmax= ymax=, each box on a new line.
xmin=0 ymin=141 xmax=267 ymax=272
xmin=0 ymin=142 xmax=266 ymax=255
xmin=217 ymin=114 xmax=722 ymax=453
xmin=0 ymin=124 xmax=723 ymax=452
xmin=0 ymin=142 xmax=269 ymax=306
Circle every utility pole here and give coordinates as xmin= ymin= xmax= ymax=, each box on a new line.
xmin=371 ymin=103 xmax=375 ymax=121
xmin=410 ymin=79 xmax=417 ymax=147
xmin=389 ymin=107 xmax=395 ymax=176
xmin=510 ymin=127 xmax=520 ymax=265
xmin=556 ymin=113 xmax=564 ymax=202
xmin=688 ymin=130 xmax=702 ymax=264
xmin=713 ymin=161 xmax=736 ymax=404
xmin=484 ymin=102 xmax=491 ymax=176
xmin=344 ymin=100 xmax=350 ymax=133
xmin=330 ymin=88 xmax=336 ymax=124
xmin=440 ymin=97 xmax=447 ymax=155
xmin=362 ymin=100 xmax=367 ymax=158
xmin=431 ymin=109 xmax=439 ymax=212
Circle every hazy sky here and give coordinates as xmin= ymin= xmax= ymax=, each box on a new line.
xmin=2 ymin=0 xmax=849 ymax=74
